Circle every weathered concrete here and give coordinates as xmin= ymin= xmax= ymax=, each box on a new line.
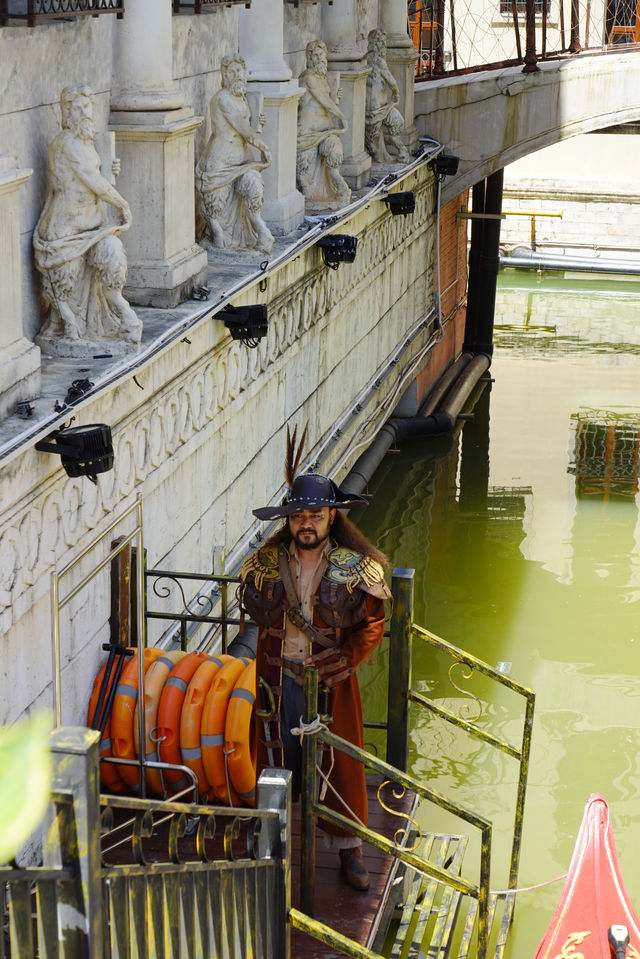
xmin=414 ymin=52 xmax=640 ymax=205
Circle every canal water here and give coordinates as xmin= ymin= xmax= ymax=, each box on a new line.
xmin=357 ymin=270 xmax=640 ymax=956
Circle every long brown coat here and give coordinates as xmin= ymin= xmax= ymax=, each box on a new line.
xmin=255 ymin=591 xmax=386 ymax=836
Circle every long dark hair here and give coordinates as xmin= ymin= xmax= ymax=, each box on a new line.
xmin=263 ymin=510 xmax=389 ymax=567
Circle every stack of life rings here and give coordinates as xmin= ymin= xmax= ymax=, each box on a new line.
xmin=87 ymin=649 xmax=258 ymax=807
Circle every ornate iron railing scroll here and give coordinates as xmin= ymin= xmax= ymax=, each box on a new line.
xmin=144 ymin=566 xmax=242 ymax=652
xmin=296 ymin=666 xmax=494 ymax=959
xmin=0 ymin=0 xmax=123 ymax=27
xmin=409 ymin=621 xmax=535 ymax=893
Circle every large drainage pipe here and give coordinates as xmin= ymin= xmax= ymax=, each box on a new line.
xmin=343 ymin=353 xmax=491 ymax=495
xmin=500 ymin=251 xmax=640 ymax=275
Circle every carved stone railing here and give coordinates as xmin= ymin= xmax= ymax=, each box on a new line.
xmin=0 ymin=0 xmax=123 ymax=26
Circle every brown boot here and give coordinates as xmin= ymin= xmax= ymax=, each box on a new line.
xmin=339 ymin=846 xmax=370 ymax=892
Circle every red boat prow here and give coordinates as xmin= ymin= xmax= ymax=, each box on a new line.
xmin=535 ymin=794 xmax=640 ymax=959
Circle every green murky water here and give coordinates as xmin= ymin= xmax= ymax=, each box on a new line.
xmin=357 ymin=271 xmax=640 ymax=956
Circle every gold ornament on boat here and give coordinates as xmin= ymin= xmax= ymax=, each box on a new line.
xmin=448 ymin=661 xmax=483 ymax=723
xmin=552 ymin=930 xmax=590 ymax=959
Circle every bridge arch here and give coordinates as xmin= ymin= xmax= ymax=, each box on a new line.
xmin=414 ymin=51 xmax=640 ymax=202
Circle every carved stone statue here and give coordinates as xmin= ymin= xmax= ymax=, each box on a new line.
xmin=296 ymin=40 xmax=351 ymax=213
xmin=33 ymin=85 xmax=141 ymax=357
xmin=196 ymin=55 xmax=274 ymax=255
xmin=365 ymin=29 xmax=411 ymax=165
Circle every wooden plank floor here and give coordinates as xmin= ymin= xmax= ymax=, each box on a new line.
xmin=290 ymin=774 xmax=415 ymax=959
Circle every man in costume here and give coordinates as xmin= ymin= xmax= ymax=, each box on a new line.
xmin=240 ymin=435 xmax=391 ymax=891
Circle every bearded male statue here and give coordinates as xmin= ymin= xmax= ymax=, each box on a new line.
xmin=196 ymin=55 xmax=274 ymax=255
xmin=33 ymin=85 xmax=141 ymax=356
xmin=296 ymin=40 xmax=351 ymax=213
xmin=365 ymin=29 xmax=411 ymax=165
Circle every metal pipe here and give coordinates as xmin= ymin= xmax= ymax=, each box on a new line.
xmin=500 ymin=252 xmax=640 ymax=274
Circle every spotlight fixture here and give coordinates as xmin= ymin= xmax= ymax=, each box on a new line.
xmin=430 ymin=153 xmax=459 ymax=181
xmin=35 ymin=424 xmax=114 ymax=485
xmin=317 ymin=234 xmax=358 ymax=270
xmin=219 ymin=304 xmax=268 ymax=348
xmin=383 ymin=191 xmax=416 ymax=216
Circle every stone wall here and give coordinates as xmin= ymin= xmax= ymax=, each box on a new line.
xmin=0 ymin=162 xmax=461 ymax=730
xmin=501 ymin=134 xmax=640 ymax=260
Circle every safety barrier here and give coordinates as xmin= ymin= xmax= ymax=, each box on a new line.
xmin=409 ymin=0 xmax=640 ymax=78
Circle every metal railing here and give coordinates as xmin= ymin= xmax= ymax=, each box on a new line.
xmin=172 ymin=0 xmax=250 ymax=12
xmin=1 ymin=728 xmax=291 ymax=959
xmin=0 ymin=0 xmax=123 ymax=27
xmin=295 ymin=567 xmax=535 ymax=959
xmin=409 ymin=0 xmax=640 ymax=78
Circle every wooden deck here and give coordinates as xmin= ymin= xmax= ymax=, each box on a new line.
xmin=290 ymin=774 xmax=415 ymax=959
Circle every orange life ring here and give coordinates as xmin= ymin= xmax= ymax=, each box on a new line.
xmin=200 ymin=657 xmax=251 ymax=805
xmin=157 ymin=651 xmax=211 ymax=794
xmin=110 ymin=648 xmax=162 ymax=789
xmin=179 ymin=655 xmax=232 ymax=800
xmin=134 ymin=650 xmax=185 ymax=796
xmin=88 ymin=659 xmax=127 ymax=793
xmin=224 ymin=660 xmax=257 ymax=807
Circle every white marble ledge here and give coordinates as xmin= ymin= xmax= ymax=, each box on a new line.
xmin=0 ymin=147 xmax=436 ymax=465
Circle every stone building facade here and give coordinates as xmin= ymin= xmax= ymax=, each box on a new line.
xmin=0 ymin=1 xmax=468 ymax=732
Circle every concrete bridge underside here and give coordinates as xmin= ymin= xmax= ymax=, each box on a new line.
xmin=414 ymin=51 xmax=640 ymax=204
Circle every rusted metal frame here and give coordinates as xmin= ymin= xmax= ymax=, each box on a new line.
xmin=173 ymin=0 xmax=250 ymax=11
xmin=570 ymin=0 xmax=582 ymax=51
xmin=542 ymin=0 xmax=548 ymax=57
xmin=435 ymin=0 xmax=446 ymax=74
xmin=386 ymin=569 xmax=413 ymax=772
xmin=507 ymin=689 xmax=535 ymax=889
xmin=314 ymin=724 xmax=491 ymax=858
xmin=510 ymin=0 xmax=523 ymax=62
xmin=559 ymin=0 xmax=567 ymax=49
xmin=313 ymin=797 xmax=480 ymax=898
xmin=300 ymin=665 xmax=318 ymax=916
xmin=290 ymin=909 xmax=384 ymax=959
xmin=144 ymin=567 xmax=241 ymax=652
xmin=409 ymin=621 xmax=535 ymax=900
xmin=410 ymin=622 xmax=535 ymax=699
xmin=2 ymin=0 xmax=124 ymax=26
xmin=407 ymin=690 xmax=522 ymax=759
xmin=523 ymin=0 xmax=538 ymax=71
xmin=449 ymin=0 xmax=458 ymax=71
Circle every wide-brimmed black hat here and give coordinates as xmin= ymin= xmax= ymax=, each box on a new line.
xmin=252 ymin=473 xmax=367 ymax=520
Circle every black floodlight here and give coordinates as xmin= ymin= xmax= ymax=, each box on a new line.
xmin=383 ymin=191 xmax=416 ymax=216
xmin=431 ymin=153 xmax=459 ymax=181
xmin=219 ymin=304 xmax=268 ymax=348
xmin=35 ymin=424 xmax=114 ymax=485
xmin=317 ymin=234 xmax=358 ymax=270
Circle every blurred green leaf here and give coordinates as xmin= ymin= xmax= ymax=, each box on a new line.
xmin=0 ymin=714 xmax=51 ymax=863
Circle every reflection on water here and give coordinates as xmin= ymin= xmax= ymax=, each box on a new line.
xmin=357 ymin=273 xmax=640 ymax=956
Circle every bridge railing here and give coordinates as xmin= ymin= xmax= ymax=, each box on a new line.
xmin=410 ymin=0 xmax=640 ymax=79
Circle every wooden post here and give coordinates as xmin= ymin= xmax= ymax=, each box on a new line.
xmin=386 ymin=568 xmax=414 ymax=773
xmin=300 ymin=667 xmax=319 ymax=916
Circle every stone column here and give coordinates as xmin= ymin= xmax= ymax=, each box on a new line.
xmin=110 ymin=0 xmax=208 ymax=306
xmin=239 ymin=0 xmax=305 ymax=235
xmin=0 ymin=157 xmax=40 ymax=421
xmin=322 ymin=0 xmax=371 ymax=189
xmin=380 ymin=0 xmax=419 ymax=152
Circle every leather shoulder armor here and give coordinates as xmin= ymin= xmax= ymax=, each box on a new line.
xmin=239 ymin=546 xmax=285 ymax=627
xmin=240 ymin=546 xmax=281 ymax=590
xmin=324 ymin=547 xmax=386 ymax=594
